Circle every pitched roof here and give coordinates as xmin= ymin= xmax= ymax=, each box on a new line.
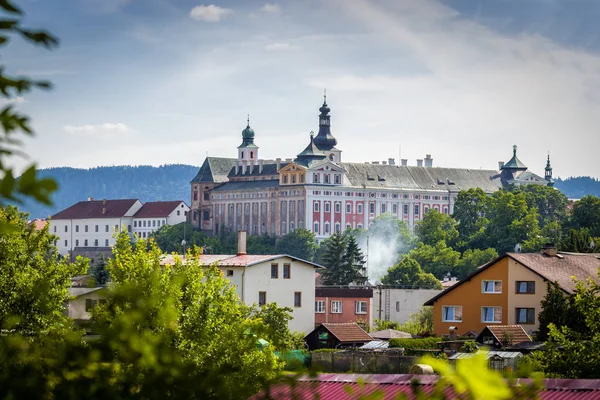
xmin=160 ymin=254 xmax=324 ymax=269
xmin=250 ymin=374 xmax=600 ymax=400
xmin=370 ymin=329 xmax=413 ymax=340
xmin=68 ymin=287 xmax=105 ymax=297
xmin=28 ymin=219 xmax=47 ymax=231
xmin=134 ymin=201 xmax=187 ymax=218
xmin=478 ymin=325 xmax=532 ymax=345
xmin=320 ymin=323 xmax=372 ymax=343
xmin=424 ymin=252 xmax=600 ymax=306
xmin=51 ymin=199 xmax=139 ymax=220
xmin=190 ymin=157 xmax=237 ymax=183
xmin=211 ymin=179 xmax=280 ymax=192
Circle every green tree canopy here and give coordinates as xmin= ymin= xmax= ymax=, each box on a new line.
xmin=407 ymin=241 xmax=460 ymax=280
xmin=415 ymin=209 xmax=459 ymax=247
xmin=513 ymin=185 xmax=569 ymax=227
xmin=319 ymin=233 xmax=352 ymax=285
xmin=452 ymin=188 xmax=490 ymax=250
xmin=455 ymin=248 xmax=498 ymax=280
xmin=275 ymin=228 xmax=317 ymax=260
xmin=343 ymin=234 xmax=367 ymax=283
xmin=381 ymin=257 xmax=442 ymax=289
xmin=570 ymin=195 xmax=600 ymax=237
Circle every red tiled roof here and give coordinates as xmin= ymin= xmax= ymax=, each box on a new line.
xmin=321 ymin=323 xmax=372 ymax=343
xmin=250 ymin=374 xmax=600 ymax=400
xmin=133 ymin=201 xmax=187 ymax=218
xmin=425 ymin=252 xmax=600 ymax=305
xmin=28 ymin=219 xmax=47 ymax=231
xmin=51 ymin=199 xmax=139 ymax=219
xmin=483 ymin=325 xmax=532 ymax=345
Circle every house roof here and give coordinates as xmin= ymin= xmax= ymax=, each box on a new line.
xmin=68 ymin=287 xmax=105 ymax=297
xmin=449 ymin=350 xmax=523 ymax=360
xmin=190 ymin=157 xmax=237 ymax=183
xmin=211 ymin=179 xmax=280 ymax=192
xmin=249 ymin=374 xmax=600 ymax=400
xmin=28 ymin=219 xmax=47 ymax=230
xmin=134 ymin=201 xmax=187 ymax=218
xmin=370 ymin=329 xmax=413 ymax=340
xmin=478 ymin=325 xmax=532 ymax=345
xmin=160 ymin=254 xmax=324 ymax=269
xmin=424 ymin=251 xmax=600 ymax=306
xmin=360 ymin=340 xmax=390 ymax=349
xmin=51 ymin=199 xmax=139 ymax=220
xmin=319 ymin=323 xmax=372 ymax=343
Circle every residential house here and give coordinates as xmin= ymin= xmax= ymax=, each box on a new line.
xmin=373 ymin=287 xmax=442 ymax=325
xmin=315 ymin=286 xmax=373 ymax=328
xmin=161 ymin=231 xmax=321 ymax=333
xmin=67 ymin=287 xmax=107 ymax=325
xmin=476 ymin=325 xmax=532 ymax=348
xmin=304 ymin=322 xmax=372 ymax=350
xmin=424 ymin=248 xmax=600 ymax=336
xmin=132 ymin=200 xmax=189 ymax=239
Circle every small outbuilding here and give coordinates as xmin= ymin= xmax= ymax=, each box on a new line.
xmin=304 ymin=323 xmax=372 ymax=351
xmin=476 ymin=325 xmax=532 ymax=348
xmin=449 ymin=351 xmax=523 ymax=372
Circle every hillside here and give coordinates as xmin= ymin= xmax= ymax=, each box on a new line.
xmin=15 ymin=165 xmax=600 ymax=219
xmin=20 ymin=164 xmax=199 ymax=219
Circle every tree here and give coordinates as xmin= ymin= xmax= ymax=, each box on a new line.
xmin=319 ymin=233 xmax=356 ymax=285
xmin=0 ymin=2 xmax=60 ymax=220
xmin=537 ymin=281 xmax=587 ymax=342
xmin=407 ymin=241 xmax=460 ymax=280
xmin=275 ymin=228 xmax=317 ymax=260
xmin=560 ymin=228 xmax=599 ymax=253
xmin=343 ymin=234 xmax=367 ymax=283
xmin=452 ymin=188 xmax=490 ymax=250
xmin=570 ymin=195 xmax=600 ymax=237
xmin=247 ymin=233 xmax=276 ymax=255
xmin=150 ymin=222 xmax=207 ymax=253
xmin=455 ymin=248 xmax=498 ymax=280
xmin=396 ymin=307 xmax=435 ymax=336
xmin=415 ymin=209 xmax=459 ymax=247
xmin=90 ymin=255 xmax=110 ymax=286
xmin=514 ymin=185 xmax=569 ymax=227
xmin=0 ymin=205 xmax=86 ymax=335
xmin=381 ymin=257 xmax=442 ymax=289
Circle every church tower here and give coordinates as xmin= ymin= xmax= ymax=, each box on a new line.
xmin=312 ymin=91 xmax=341 ymax=163
xmin=237 ymin=116 xmax=258 ymax=172
xmin=545 ymin=153 xmax=554 ymax=186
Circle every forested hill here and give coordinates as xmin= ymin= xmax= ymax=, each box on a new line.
xmin=20 ymin=164 xmax=199 ymax=219
xmin=15 ymin=164 xmax=600 ymax=219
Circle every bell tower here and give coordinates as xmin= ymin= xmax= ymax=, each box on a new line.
xmin=545 ymin=153 xmax=554 ymax=187
xmin=238 ymin=115 xmax=258 ymax=172
xmin=312 ymin=90 xmax=341 ymax=162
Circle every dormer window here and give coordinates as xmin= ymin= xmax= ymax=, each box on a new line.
xmin=292 ymin=174 xmax=297 ymax=183
xmin=283 ymin=175 xmax=288 ymax=184
xmin=334 ymin=174 xmax=341 ymax=184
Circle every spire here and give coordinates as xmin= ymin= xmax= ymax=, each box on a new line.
xmin=295 ymin=130 xmax=326 ymax=167
xmin=545 ymin=152 xmax=553 ymax=185
xmin=247 ymin=113 xmax=250 ymax=127
xmin=501 ymin=144 xmax=527 ymax=171
xmin=313 ymin=93 xmax=337 ymax=151
xmin=239 ymin=115 xmax=257 ymax=148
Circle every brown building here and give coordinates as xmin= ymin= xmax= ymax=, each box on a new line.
xmin=315 ymin=286 xmax=373 ymax=328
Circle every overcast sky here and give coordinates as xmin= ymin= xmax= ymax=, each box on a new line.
xmin=6 ymin=0 xmax=600 ymax=178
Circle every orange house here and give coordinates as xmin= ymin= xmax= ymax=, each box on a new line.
xmin=424 ymin=249 xmax=600 ymax=337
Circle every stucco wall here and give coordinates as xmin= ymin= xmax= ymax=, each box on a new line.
xmin=372 ymin=288 xmax=442 ymax=326
xmin=507 ymin=258 xmax=548 ymax=333
xmin=315 ymin=297 xmax=371 ymax=326
xmin=68 ymin=290 xmax=107 ymax=320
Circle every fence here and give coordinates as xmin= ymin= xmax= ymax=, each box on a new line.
xmin=311 ymin=351 xmax=419 ymax=374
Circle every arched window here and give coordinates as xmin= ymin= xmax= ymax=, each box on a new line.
xmin=324 ymin=222 xmax=330 ymax=234
xmin=324 ymin=174 xmax=330 ymax=184
xmin=314 ymin=221 xmax=319 ymax=234
xmin=313 ymin=173 xmax=319 ymax=183
xmin=250 ymin=151 xmax=254 ymax=159
xmin=334 ymin=174 xmax=341 ymax=184
xmin=300 ymin=174 xmax=304 ymax=183
xmin=335 ymin=222 xmax=340 ymax=233
xmin=240 ymin=151 xmax=244 ymax=159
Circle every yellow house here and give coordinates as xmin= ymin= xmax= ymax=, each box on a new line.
xmin=424 ymin=249 xmax=600 ymax=336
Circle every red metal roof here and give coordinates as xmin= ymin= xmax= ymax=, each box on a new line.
xmin=250 ymin=374 xmax=600 ymax=400
xmin=51 ymin=199 xmax=139 ymax=219
xmin=133 ymin=201 xmax=187 ymax=218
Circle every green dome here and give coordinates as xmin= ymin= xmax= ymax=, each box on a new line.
xmin=242 ymin=125 xmax=255 ymax=140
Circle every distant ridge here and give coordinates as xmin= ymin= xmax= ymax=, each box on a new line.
xmin=13 ymin=164 xmax=600 ymax=219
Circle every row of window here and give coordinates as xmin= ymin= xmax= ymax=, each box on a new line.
xmin=271 ymin=263 xmax=291 ymax=279
xmin=481 ymin=280 xmax=536 ymax=294
xmin=312 ymin=201 xmax=449 ymax=216
xmin=313 ymin=221 xmax=363 ymax=235
xmin=56 ymin=224 xmax=124 ymax=234
xmin=314 ymin=201 xmax=363 ymax=214
xmin=315 ymin=300 xmax=368 ymax=314
xmin=133 ymin=219 xmax=166 ymax=228
xmin=212 ymin=190 xmax=305 ymax=200
xmin=258 ymin=291 xmax=302 ymax=308
xmin=442 ymin=305 xmax=536 ymax=324
xmin=67 ymin=238 xmax=110 ymax=247
xmin=312 ymin=173 xmax=342 ymax=184
xmin=282 ymin=174 xmax=305 ymax=184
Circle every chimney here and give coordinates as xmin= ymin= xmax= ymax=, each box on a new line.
xmin=102 ymin=207 xmax=106 ymax=215
xmin=235 ymin=164 xmax=240 ymax=175
xmin=88 ymin=197 xmax=94 ymax=201
xmin=276 ymin=158 xmax=281 ymax=171
xmin=237 ymin=230 xmax=247 ymax=255
xmin=498 ymin=161 xmax=505 ymax=170
xmin=541 ymin=244 xmax=557 ymax=257
xmin=382 ymin=161 xmax=387 ymax=165
xmin=417 ymin=159 xmax=423 ymax=167
xmin=242 ymin=159 xmax=248 ymax=175
xmin=259 ymin=159 xmax=264 ymax=174
xmin=424 ymin=154 xmax=433 ymax=168
xmin=285 ymin=158 xmax=292 ymax=163
xmin=103 ymin=199 xmax=107 ymax=205
xmin=401 ymin=159 xmax=408 ymax=167
xmin=371 ymin=161 xmax=379 ymax=164
xmin=388 ymin=158 xmax=395 ymax=166
xmin=449 ymin=326 xmax=458 ymax=341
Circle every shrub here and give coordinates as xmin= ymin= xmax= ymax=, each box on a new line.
xmin=461 ymin=340 xmax=478 ymax=353
xmin=311 ymin=348 xmax=342 ymax=353
xmin=389 ymin=337 xmax=441 ymax=350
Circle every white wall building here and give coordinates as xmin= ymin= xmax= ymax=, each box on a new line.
xmin=371 ymin=287 xmax=443 ymax=326
xmin=132 ymin=201 xmax=189 ymax=239
xmin=50 ymin=198 xmax=143 ymax=255
xmin=67 ymin=287 xmax=107 ymax=323
xmin=162 ymin=232 xmax=322 ymax=333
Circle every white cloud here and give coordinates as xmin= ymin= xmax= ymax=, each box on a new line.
xmin=261 ymin=3 xmax=281 ymax=14
xmin=264 ymin=42 xmax=298 ymax=52
xmin=190 ymin=4 xmax=233 ymax=22
xmin=64 ymin=123 xmax=135 ymax=137
xmin=0 ymin=96 xmax=26 ymax=106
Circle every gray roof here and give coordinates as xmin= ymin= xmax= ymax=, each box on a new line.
xmin=211 ymin=179 xmax=281 ymax=192
xmin=341 ymin=163 xmax=505 ymax=193
xmin=502 ymin=145 xmax=528 ymax=170
xmin=228 ymin=161 xmax=290 ymax=179
xmin=360 ymin=340 xmax=390 ymax=349
xmin=449 ymin=351 xmax=523 ymax=360
xmin=68 ymin=287 xmax=105 ymax=297
xmin=191 ymin=157 xmax=238 ymax=183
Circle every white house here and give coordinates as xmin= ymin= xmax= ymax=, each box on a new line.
xmin=371 ymin=287 xmax=442 ymax=326
xmin=50 ymin=198 xmax=143 ymax=255
xmin=162 ymin=231 xmax=322 ymax=333
xmin=67 ymin=287 xmax=107 ymax=323
xmin=132 ymin=200 xmax=189 ymax=239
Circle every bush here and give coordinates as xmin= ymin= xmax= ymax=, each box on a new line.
xmin=461 ymin=340 xmax=478 ymax=353
xmin=311 ymin=348 xmax=342 ymax=353
xmin=389 ymin=337 xmax=441 ymax=350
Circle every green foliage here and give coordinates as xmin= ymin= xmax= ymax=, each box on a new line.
xmin=388 ymin=337 xmax=440 ymax=350
xmin=373 ymin=319 xmax=401 ymax=331
xmin=0 ymin=205 xmax=86 ymax=335
xmin=381 ymin=257 xmax=442 ymax=289
xmin=344 ymin=234 xmax=367 ymax=283
xmin=560 ymin=227 xmax=599 ymax=253
xmin=0 ymin=1 xmax=59 ymax=218
xmin=319 ymin=233 xmax=367 ymax=285
xmin=248 ymin=302 xmax=299 ymax=352
xmin=311 ymin=348 xmax=341 ymax=353
xmin=537 ymin=281 xmax=587 ymax=341
xmin=513 ymin=185 xmax=569 ymax=227
xmin=274 ymin=228 xmax=317 ymax=260
xmin=415 ymin=209 xmax=459 ymax=247
xmin=407 ymin=241 xmax=460 ymax=280
xmin=89 ymin=255 xmax=110 ymax=286
xmin=396 ymin=307 xmax=435 ymax=336
xmin=460 ymin=340 xmax=478 ymax=353
xmin=453 ymin=188 xmax=490 ymax=250
xmin=570 ymin=195 xmax=600 ymax=237
xmin=455 ymin=248 xmax=498 ymax=280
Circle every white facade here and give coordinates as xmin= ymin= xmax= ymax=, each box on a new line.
xmin=131 ymin=201 xmax=189 ymax=239
xmin=371 ymin=288 xmax=443 ymax=326
xmin=50 ymin=214 xmax=138 ymax=255
xmin=67 ymin=288 xmax=107 ymax=321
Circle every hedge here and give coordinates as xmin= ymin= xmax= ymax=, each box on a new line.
xmin=388 ymin=337 xmax=441 ymax=350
